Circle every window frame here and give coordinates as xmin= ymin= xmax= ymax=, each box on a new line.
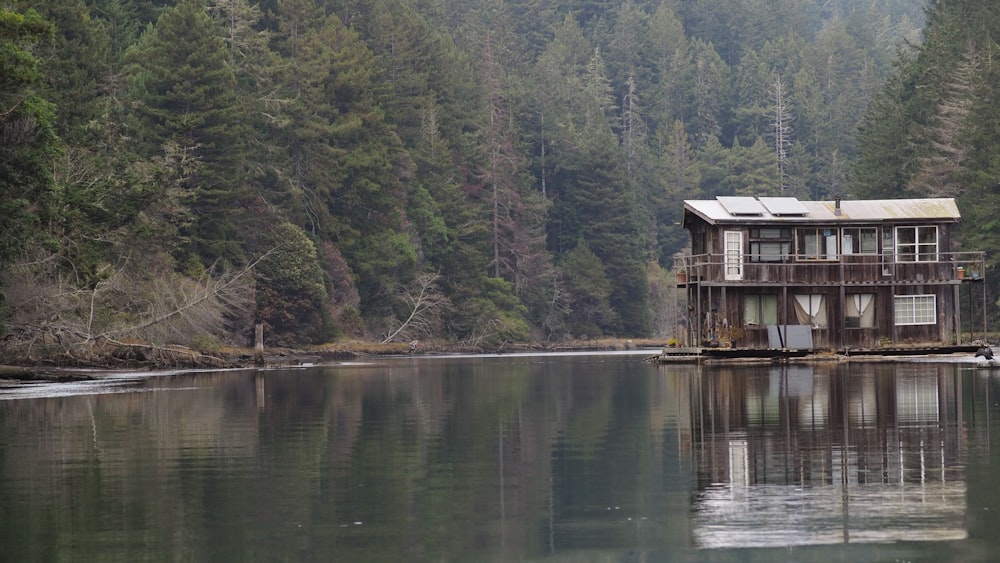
xmin=743 ymin=294 xmax=778 ymax=327
xmin=748 ymin=228 xmax=792 ymax=263
xmin=841 ymin=227 xmax=879 ymax=255
xmin=724 ymin=230 xmax=744 ymax=281
xmin=894 ymin=294 xmax=937 ymax=326
xmin=796 ymin=227 xmax=839 ymax=261
xmin=895 ymin=226 xmax=939 ymax=263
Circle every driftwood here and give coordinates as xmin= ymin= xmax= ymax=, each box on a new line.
xmin=97 ymin=339 xmax=230 ymax=368
xmin=0 ymin=333 xmax=229 ymax=369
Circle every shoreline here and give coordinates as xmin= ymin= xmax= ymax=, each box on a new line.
xmin=0 ymin=338 xmax=666 ymax=382
xmin=6 ymin=339 xmax=994 ymax=383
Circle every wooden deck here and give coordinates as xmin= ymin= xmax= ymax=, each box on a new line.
xmin=656 ymin=344 xmax=983 ymax=364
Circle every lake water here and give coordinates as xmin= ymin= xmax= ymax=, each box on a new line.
xmin=2 ymin=352 xmax=1000 ymax=562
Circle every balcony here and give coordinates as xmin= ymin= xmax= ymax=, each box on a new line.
xmin=675 ymin=251 xmax=985 ymax=288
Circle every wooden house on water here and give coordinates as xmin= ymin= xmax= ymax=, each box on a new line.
xmin=675 ymin=196 xmax=986 ymax=354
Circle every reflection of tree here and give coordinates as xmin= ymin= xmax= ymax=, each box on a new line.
xmin=16 ymin=360 xmax=981 ymax=559
xmin=0 ymin=358 xmax=683 ymax=560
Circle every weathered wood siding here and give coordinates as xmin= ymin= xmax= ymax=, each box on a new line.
xmin=681 ymin=216 xmax=968 ymax=350
xmin=697 ymin=285 xmax=957 ymax=350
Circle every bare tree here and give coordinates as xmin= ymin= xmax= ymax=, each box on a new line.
xmin=1 ymin=252 xmax=263 ymax=365
xmin=621 ymin=74 xmax=649 ymax=180
xmin=382 ymin=273 xmax=450 ymax=344
xmin=770 ymin=72 xmax=794 ymax=192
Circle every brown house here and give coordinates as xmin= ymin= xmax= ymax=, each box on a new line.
xmin=677 ymin=196 xmax=985 ymax=351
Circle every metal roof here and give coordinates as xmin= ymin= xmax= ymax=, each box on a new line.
xmin=683 ymin=197 xmax=961 ymax=225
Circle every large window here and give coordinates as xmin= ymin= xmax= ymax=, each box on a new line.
xmin=796 ymin=228 xmax=838 ymax=260
xmin=749 ymin=228 xmax=791 ymax=262
xmin=743 ymin=294 xmax=777 ymax=326
xmin=894 ymin=294 xmax=936 ymax=325
xmin=793 ymin=294 xmax=828 ymax=328
xmin=895 ymin=226 xmax=938 ymax=262
xmin=841 ymin=227 xmax=878 ymax=255
xmin=845 ymin=294 xmax=876 ymax=328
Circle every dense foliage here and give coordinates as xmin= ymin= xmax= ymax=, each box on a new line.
xmin=0 ymin=0 xmax=959 ymax=355
xmin=855 ymin=0 xmax=1000 ymax=327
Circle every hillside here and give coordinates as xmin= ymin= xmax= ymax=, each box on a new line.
xmin=9 ymin=0 xmax=989 ymax=365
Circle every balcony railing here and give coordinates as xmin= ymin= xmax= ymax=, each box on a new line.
xmin=675 ymin=251 xmax=985 ymax=287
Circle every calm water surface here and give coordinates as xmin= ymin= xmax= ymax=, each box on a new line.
xmin=2 ymin=352 xmax=1000 ymax=562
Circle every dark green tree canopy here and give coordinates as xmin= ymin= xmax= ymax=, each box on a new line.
xmin=1 ymin=0 xmax=949 ymax=351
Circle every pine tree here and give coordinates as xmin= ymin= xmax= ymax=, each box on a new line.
xmin=688 ymin=39 xmax=727 ymax=147
xmin=654 ymin=120 xmax=701 ymax=262
xmin=269 ymin=0 xmax=416 ymax=326
xmin=907 ymin=43 xmax=980 ymax=198
xmin=125 ymin=0 xmax=248 ymax=266
xmin=558 ymin=240 xmax=616 ymax=337
xmin=24 ymin=0 xmax=107 ymax=144
xmin=643 ymin=1 xmax=690 ymax=133
xmin=724 ymin=136 xmax=780 ymax=196
xmin=0 ymin=9 xmax=58 ymax=273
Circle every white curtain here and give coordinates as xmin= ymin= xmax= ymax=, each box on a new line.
xmin=846 ymin=294 xmax=876 ymax=328
xmin=793 ymin=294 xmax=828 ymax=327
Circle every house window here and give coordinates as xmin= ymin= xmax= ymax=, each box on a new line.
xmin=895 ymin=226 xmax=938 ymax=262
xmin=845 ymin=294 xmax=876 ymax=328
xmin=841 ymin=228 xmax=878 ymax=255
xmin=894 ymin=294 xmax=936 ymax=325
xmin=692 ymin=227 xmax=707 ymax=255
xmin=725 ymin=231 xmax=743 ymax=280
xmin=749 ymin=228 xmax=791 ymax=262
xmin=796 ymin=228 xmax=838 ymax=260
xmin=743 ymin=294 xmax=777 ymax=327
xmin=793 ymin=294 xmax=828 ymax=328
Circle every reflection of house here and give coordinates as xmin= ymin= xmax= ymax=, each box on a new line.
xmin=682 ymin=365 xmax=967 ymax=548
xmin=678 ymin=197 xmax=985 ymax=351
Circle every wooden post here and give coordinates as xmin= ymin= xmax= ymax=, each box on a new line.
xmin=254 ymin=323 xmax=265 ymax=365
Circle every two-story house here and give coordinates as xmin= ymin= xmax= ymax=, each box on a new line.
xmin=677 ymin=196 xmax=985 ymax=352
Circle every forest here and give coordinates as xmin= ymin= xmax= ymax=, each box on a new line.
xmin=2 ymin=0 xmax=998 ymax=362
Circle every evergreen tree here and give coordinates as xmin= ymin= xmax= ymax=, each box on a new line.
xmin=269 ymin=0 xmax=414 ymax=326
xmin=697 ymin=133 xmax=729 ymax=196
xmin=654 ymin=120 xmax=701 ymax=262
xmin=853 ymin=59 xmax=922 ymax=198
xmin=550 ymin=132 xmax=650 ymax=335
xmin=558 ymin=240 xmax=616 ymax=337
xmin=0 ymin=8 xmax=58 ymax=273
xmin=687 ymin=39 xmax=727 ymax=147
xmin=724 ymin=136 xmax=780 ymax=196
xmin=642 ymin=1 xmax=690 ymax=133
xmin=907 ymin=43 xmax=980 ymax=199
xmin=125 ymin=0 xmax=248 ymax=267
xmin=732 ymin=47 xmax=775 ymax=142
xmin=255 ymin=222 xmax=329 ymax=346
xmin=23 ymin=0 xmax=107 ymax=144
